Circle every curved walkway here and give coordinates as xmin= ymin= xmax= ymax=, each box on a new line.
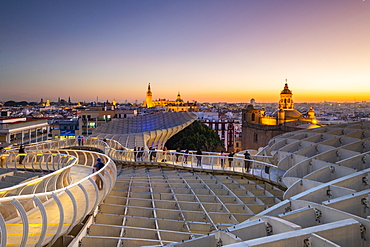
xmin=1 ymin=120 xmax=369 ymax=246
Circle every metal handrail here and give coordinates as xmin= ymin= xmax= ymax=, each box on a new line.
xmin=108 ymin=148 xmax=284 ymax=187
xmin=0 ymin=140 xmax=117 ymax=246
xmin=0 ymin=153 xmax=76 ymax=197
xmin=0 ymin=136 xmax=280 ymax=246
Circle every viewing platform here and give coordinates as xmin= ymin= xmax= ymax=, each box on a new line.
xmin=0 ymin=112 xmax=369 ymax=247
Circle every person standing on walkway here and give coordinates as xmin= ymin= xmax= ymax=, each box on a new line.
xmin=244 ymin=150 xmax=252 ymax=172
xmin=162 ymin=146 xmax=168 ymax=162
xmin=184 ymin=149 xmax=189 ymax=164
xmin=77 ymin=135 xmax=82 ymax=146
xmin=175 ymin=147 xmax=181 ymax=162
xmin=81 ymin=136 xmax=85 ymax=146
xmin=228 ymin=152 xmax=234 ymax=167
xmin=149 ymin=147 xmax=157 ymax=162
xmin=196 ymin=148 xmax=202 ymax=166
xmin=93 ymin=158 xmax=105 ymax=190
xmin=220 ymin=151 xmax=226 ymax=167
xmin=139 ymin=147 xmax=144 ymax=161
xmin=18 ymin=145 xmax=25 ymax=165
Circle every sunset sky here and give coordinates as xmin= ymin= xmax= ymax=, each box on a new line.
xmin=0 ymin=0 xmax=369 ymax=103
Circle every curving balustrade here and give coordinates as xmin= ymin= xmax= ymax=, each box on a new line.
xmin=0 ymin=153 xmax=76 ymax=197
xmin=114 ymin=149 xmax=284 ymax=187
xmin=0 ymin=141 xmax=117 ymax=247
xmin=4 ymin=121 xmax=368 ymax=247
xmin=0 ymin=136 xmax=283 ymax=247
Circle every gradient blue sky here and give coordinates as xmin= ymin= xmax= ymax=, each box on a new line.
xmin=1 ymin=0 xmax=369 ymax=103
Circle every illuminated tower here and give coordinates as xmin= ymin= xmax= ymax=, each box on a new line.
xmin=260 ymin=105 xmax=266 ymax=117
xmin=308 ymin=106 xmax=315 ymax=119
xmin=144 ymin=83 xmax=153 ymax=107
xmin=175 ymin=92 xmax=183 ymax=104
xmin=278 ymin=81 xmax=294 ymax=110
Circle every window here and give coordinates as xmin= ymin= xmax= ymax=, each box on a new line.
xmin=251 ymin=113 xmax=255 ymax=121
xmin=254 ymin=133 xmax=258 ymax=143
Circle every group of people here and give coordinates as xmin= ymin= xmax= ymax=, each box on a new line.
xmin=77 ymin=135 xmax=85 ymax=146
xmin=130 ymin=145 xmax=254 ymax=172
xmin=174 ymin=148 xmax=253 ymax=170
xmin=220 ymin=151 xmax=237 ymax=167
xmin=175 ymin=148 xmax=190 ymax=164
xmin=219 ymin=150 xmax=252 ymax=171
xmin=133 ymin=147 xmax=145 ymax=161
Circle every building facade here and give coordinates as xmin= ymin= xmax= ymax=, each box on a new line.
xmin=143 ymin=83 xmax=198 ymax=112
xmin=48 ymin=118 xmax=81 ymax=140
xmin=202 ymin=119 xmax=235 ymax=152
xmin=242 ymin=82 xmax=319 ymax=151
xmin=0 ymin=117 xmax=50 ymax=146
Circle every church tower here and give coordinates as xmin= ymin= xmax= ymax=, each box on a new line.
xmin=278 ymin=81 xmax=294 ymax=110
xmin=143 ymin=83 xmax=153 ymax=107
xmin=308 ymin=106 xmax=315 ymax=119
xmin=175 ymin=92 xmax=183 ymax=104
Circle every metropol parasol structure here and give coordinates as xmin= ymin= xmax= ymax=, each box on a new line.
xmin=0 ymin=111 xmax=369 ymax=247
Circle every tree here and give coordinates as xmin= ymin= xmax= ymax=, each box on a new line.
xmin=165 ymin=120 xmax=224 ymax=152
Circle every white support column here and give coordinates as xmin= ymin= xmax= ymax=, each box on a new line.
xmin=29 ymin=129 xmax=31 ymax=144
xmin=35 ymin=128 xmax=38 ymax=143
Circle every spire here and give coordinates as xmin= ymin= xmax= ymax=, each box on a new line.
xmin=148 ymin=83 xmax=151 ymax=92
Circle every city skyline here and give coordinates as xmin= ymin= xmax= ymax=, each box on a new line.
xmin=1 ymin=0 xmax=369 ymax=103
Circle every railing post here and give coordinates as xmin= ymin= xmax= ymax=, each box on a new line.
xmin=78 ymin=183 xmax=90 ymax=223
xmin=33 ymin=196 xmax=48 ymax=247
xmin=0 ymin=212 xmax=7 ymax=246
xmin=65 ymin=189 xmax=78 ymax=233
xmin=11 ymin=198 xmax=29 ymax=247
xmin=88 ymin=177 xmax=100 ymax=215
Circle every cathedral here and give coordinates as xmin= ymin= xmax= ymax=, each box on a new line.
xmin=242 ymin=82 xmax=318 ymax=150
xmin=142 ymin=83 xmax=198 ymax=112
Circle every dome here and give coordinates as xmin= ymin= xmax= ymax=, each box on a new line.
xmin=280 ymin=83 xmax=292 ymax=94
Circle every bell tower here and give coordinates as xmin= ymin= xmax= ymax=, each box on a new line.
xmin=278 ymin=80 xmax=294 ymax=110
xmin=175 ymin=92 xmax=183 ymax=104
xmin=144 ymin=83 xmax=153 ymax=107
